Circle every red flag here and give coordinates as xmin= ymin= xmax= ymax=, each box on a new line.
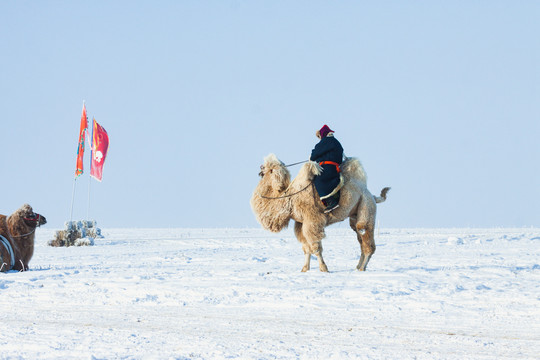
xmin=75 ymin=102 xmax=88 ymax=178
xmin=90 ymin=118 xmax=109 ymax=182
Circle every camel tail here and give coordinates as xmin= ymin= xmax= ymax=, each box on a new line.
xmin=374 ymin=187 xmax=391 ymax=204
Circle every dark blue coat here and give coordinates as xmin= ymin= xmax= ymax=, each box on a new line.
xmin=310 ymin=135 xmax=344 ymax=198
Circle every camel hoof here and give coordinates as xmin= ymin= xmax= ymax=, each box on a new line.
xmin=357 ymin=254 xmax=372 ymax=272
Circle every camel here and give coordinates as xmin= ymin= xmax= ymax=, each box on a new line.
xmin=250 ymin=154 xmax=389 ymax=272
xmin=0 ymin=204 xmax=47 ymax=272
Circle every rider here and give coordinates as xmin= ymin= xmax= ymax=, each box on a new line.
xmin=310 ymin=125 xmax=344 ymax=213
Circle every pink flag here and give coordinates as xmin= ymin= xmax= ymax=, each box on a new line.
xmin=89 ymin=118 xmax=109 ymax=182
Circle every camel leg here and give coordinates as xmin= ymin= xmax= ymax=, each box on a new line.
xmin=351 ymin=217 xmax=368 ymax=270
xmin=305 ymin=226 xmax=328 ymax=272
xmin=302 ymin=243 xmax=328 ymax=272
xmin=301 ymin=243 xmax=311 ymax=272
xmin=301 ymin=243 xmax=327 ymax=272
xmin=313 ymin=243 xmax=328 ymax=273
xmin=297 ymin=221 xmax=328 ymax=272
xmin=355 ymin=225 xmax=376 ymax=271
xmin=357 ymin=253 xmax=372 ymax=271
xmin=295 ymin=222 xmax=312 ymax=272
xmin=349 ymin=216 xmax=358 ymax=231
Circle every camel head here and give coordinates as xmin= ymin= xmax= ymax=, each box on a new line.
xmin=251 ymin=154 xmax=293 ymax=233
xmin=258 ymin=153 xmax=291 ymax=193
xmin=17 ymin=204 xmax=47 ymax=228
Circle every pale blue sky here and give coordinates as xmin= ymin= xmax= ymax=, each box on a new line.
xmin=1 ymin=1 xmax=538 ymax=229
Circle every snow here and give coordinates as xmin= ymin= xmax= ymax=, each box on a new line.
xmin=1 ymin=227 xmax=539 ymax=359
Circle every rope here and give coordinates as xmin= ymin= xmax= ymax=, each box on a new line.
xmin=259 ymin=182 xmax=313 ymax=200
xmin=258 ymin=159 xmax=311 ymax=199
xmin=285 ymin=160 xmax=308 ymax=167
xmin=5 ymin=215 xmax=37 ymax=238
xmin=9 ymin=228 xmax=36 ymax=238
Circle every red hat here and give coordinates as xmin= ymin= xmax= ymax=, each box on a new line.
xmin=318 ymin=125 xmax=334 ymax=138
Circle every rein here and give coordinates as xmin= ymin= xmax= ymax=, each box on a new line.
xmin=6 ymin=214 xmax=40 ymax=239
xmin=10 ymin=228 xmax=37 ymax=238
xmin=258 ymin=159 xmax=312 ymax=200
xmin=259 ymin=181 xmax=313 ymax=200
xmin=284 ymin=160 xmax=308 ymax=167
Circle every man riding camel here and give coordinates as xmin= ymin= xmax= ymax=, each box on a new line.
xmin=310 ymin=125 xmax=344 ymax=213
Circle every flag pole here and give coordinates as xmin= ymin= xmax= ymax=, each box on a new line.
xmin=87 ymin=175 xmax=91 ymax=221
xmin=71 ymin=100 xmax=87 ymax=223
xmin=70 ymin=178 xmax=77 ymax=222
xmin=87 ymin=116 xmax=93 ymax=222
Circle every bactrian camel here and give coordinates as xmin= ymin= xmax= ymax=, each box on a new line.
xmin=251 ymin=154 xmax=389 ymax=272
xmin=0 ymin=204 xmax=47 ymax=272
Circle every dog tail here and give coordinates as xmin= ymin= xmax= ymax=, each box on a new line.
xmin=374 ymin=187 xmax=391 ymax=204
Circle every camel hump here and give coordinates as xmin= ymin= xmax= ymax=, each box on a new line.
xmin=297 ymin=160 xmax=322 ymax=182
xmin=341 ymin=157 xmax=367 ymax=184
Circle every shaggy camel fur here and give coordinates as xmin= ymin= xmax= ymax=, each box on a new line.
xmin=0 ymin=204 xmax=46 ymax=272
xmin=251 ymin=154 xmax=389 ymax=272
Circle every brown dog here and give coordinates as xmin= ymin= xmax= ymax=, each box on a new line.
xmin=0 ymin=204 xmax=47 ymax=272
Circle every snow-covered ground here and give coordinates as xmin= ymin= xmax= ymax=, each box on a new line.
xmin=1 ymin=227 xmax=539 ymax=359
